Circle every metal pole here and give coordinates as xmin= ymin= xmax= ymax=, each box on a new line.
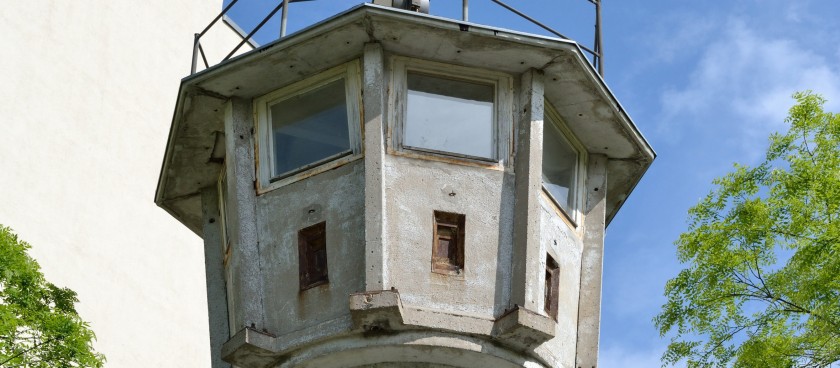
xmin=595 ymin=0 xmax=604 ymax=78
xmin=198 ymin=43 xmax=210 ymax=69
xmin=463 ymin=0 xmax=468 ymax=21
xmin=191 ymin=33 xmax=200 ymax=74
xmin=280 ymin=0 xmax=290 ymax=37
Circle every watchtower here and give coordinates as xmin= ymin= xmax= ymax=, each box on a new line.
xmin=155 ymin=3 xmax=654 ymax=367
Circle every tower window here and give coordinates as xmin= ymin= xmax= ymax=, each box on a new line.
xmin=392 ymin=57 xmax=513 ymax=166
xmin=298 ymin=222 xmax=328 ymax=290
xmin=542 ymin=103 xmax=586 ymax=223
xmin=432 ymin=211 xmax=465 ymax=275
xmin=270 ymin=78 xmax=350 ymax=177
xmin=405 ymin=72 xmax=495 ymax=159
xmin=255 ymin=60 xmax=362 ymax=192
xmin=544 ymin=255 xmax=559 ymax=320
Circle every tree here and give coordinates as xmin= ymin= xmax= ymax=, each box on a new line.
xmin=0 ymin=225 xmax=105 ymax=367
xmin=655 ymin=92 xmax=840 ymax=367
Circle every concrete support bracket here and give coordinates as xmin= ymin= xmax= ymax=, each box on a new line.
xmin=349 ymin=289 xmax=406 ymax=333
xmin=221 ymin=328 xmax=279 ymax=368
xmin=492 ymin=306 xmax=555 ymax=349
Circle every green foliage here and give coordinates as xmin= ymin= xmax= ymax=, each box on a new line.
xmin=0 ymin=226 xmax=105 ymax=367
xmin=655 ymin=92 xmax=840 ymax=367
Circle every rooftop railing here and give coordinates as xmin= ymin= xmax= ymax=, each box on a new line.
xmin=191 ymin=0 xmax=603 ymax=76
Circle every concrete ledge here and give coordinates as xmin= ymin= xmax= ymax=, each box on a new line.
xmin=402 ymin=305 xmax=496 ymax=336
xmin=492 ymin=306 xmax=555 ymax=348
xmin=221 ymin=327 xmax=280 ymax=368
xmin=349 ymin=289 xmax=405 ymax=332
xmin=222 ymin=294 xmax=555 ymax=366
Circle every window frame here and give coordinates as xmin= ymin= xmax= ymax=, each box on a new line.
xmin=390 ymin=56 xmax=513 ymax=168
xmin=542 ymin=102 xmax=587 ymax=226
xmin=254 ymin=60 xmax=363 ymax=193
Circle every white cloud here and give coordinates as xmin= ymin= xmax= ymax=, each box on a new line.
xmin=659 ymin=19 xmax=840 ymax=150
xmin=649 ymin=16 xmax=717 ymax=64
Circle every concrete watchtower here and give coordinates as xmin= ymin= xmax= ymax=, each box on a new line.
xmin=156 ymin=3 xmax=654 ymax=368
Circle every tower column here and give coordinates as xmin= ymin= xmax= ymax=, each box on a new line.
xmin=575 ymin=154 xmax=608 ymax=368
xmin=511 ymin=68 xmax=545 ymax=311
xmin=224 ymin=97 xmax=267 ymax=331
xmin=362 ymin=42 xmax=388 ymax=291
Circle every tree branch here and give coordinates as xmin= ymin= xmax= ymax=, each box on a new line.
xmin=0 ymin=336 xmax=56 ymax=367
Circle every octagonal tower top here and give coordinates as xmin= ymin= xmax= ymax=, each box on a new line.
xmin=156 ymin=3 xmax=652 ymax=234
xmin=155 ymin=3 xmax=654 ymax=368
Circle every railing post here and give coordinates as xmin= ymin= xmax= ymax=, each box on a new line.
xmin=191 ymin=33 xmax=200 ymax=74
xmin=280 ymin=0 xmax=290 ymax=37
xmin=463 ymin=0 xmax=468 ymax=21
xmin=595 ymin=0 xmax=603 ymax=76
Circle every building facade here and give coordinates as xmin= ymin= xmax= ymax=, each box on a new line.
xmin=0 ymin=2 xmax=251 ymax=366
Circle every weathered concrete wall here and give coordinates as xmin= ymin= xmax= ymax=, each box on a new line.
xmin=535 ymin=196 xmax=584 ymax=368
xmin=207 ymin=34 xmax=616 ymax=366
xmin=382 ymin=154 xmax=515 ymax=318
xmin=256 ymin=160 xmax=366 ymax=336
xmin=0 ymin=1 xmax=249 ymax=367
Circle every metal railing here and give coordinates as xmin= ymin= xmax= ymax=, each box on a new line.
xmin=483 ymin=0 xmax=603 ymax=76
xmin=190 ymin=0 xmax=313 ymax=74
xmin=191 ymin=0 xmax=603 ymax=76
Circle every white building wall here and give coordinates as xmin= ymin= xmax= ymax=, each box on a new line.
xmin=0 ymin=2 xmax=249 ymax=366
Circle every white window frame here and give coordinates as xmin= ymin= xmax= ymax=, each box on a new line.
xmin=254 ymin=60 xmax=363 ymax=193
xmin=390 ymin=56 xmax=513 ymax=167
xmin=542 ymin=102 xmax=587 ymax=226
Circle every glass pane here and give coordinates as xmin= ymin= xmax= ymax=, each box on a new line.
xmin=405 ymin=72 xmax=494 ymax=159
xmin=271 ymin=78 xmax=350 ymax=177
xmin=542 ymin=122 xmax=578 ymax=214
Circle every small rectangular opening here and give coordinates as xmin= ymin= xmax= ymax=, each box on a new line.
xmin=544 ymin=255 xmax=559 ymax=320
xmin=432 ymin=211 xmax=465 ymax=275
xmin=298 ymin=222 xmax=328 ymax=290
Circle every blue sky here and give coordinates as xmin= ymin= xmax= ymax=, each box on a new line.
xmin=220 ymin=1 xmax=840 ymax=366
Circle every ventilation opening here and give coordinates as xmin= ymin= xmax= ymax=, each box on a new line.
xmin=432 ymin=211 xmax=465 ymax=275
xmin=299 ymin=222 xmax=328 ymax=290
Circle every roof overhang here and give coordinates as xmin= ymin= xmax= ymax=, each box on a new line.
xmin=155 ymin=3 xmax=655 ymax=235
